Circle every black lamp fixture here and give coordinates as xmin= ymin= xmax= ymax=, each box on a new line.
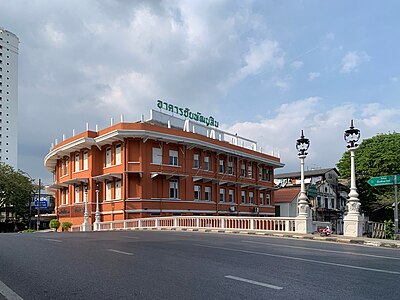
xmin=296 ymin=130 xmax=310 ymax=156
xmin=344 ymin=120 xmax=361 ymax=148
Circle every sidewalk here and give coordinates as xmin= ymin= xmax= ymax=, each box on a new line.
xmin=173 ymin=228 xmax=400 ymax=249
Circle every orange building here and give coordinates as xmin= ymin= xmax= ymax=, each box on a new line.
xmin=44 ymin=109 xmax=284 ymax=228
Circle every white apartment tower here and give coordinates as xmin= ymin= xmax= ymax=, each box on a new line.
xmin=0 ymin=28 xmax=19 ymax=169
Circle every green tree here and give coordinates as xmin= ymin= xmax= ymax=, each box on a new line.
xmin=337 ymin=133 xmax=400 ymax=220
xmin=0 ymin=163 xmax=36 ymax=227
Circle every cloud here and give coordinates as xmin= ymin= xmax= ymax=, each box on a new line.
xmin=273 ymin=75 xmax=292 ymax=90
xmin=390 ymin=77 xmax=398 ymax=82
xmin=290 ymin=60 xmax=303 ymax=70
xmin=308 ymin=72 xmax=320 ymax=81
xmin=340 ymin=51 xmax=370 ymax=73
xmin=223 ymin=99 xmax=400 ymax=173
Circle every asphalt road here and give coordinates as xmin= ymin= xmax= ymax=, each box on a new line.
xmin=1 ymin=230 xmax=399 ymax=300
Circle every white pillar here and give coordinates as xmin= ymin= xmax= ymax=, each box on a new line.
xmin=94 ymin=186 xmax=101 ymax=231
xmin=82 ymin=187 xmax=92 ymax=231
xmin=343 ymin=147 xmax=364 ymax=237
xmin=295 ymin=155 xmax=312 ymax=233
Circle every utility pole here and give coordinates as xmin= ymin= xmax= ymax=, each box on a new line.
xmin=394 ymin=175 xmax=399 ymax=237
xmin=37 ymin=179 xmax=41 ymax=231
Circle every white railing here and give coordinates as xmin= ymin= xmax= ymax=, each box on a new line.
xmin=94 ymin=216 xmax=297 ymax=233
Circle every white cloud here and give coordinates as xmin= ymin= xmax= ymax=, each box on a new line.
xmin=273 ymin=75 xmax=292 ymax=90
xmin=223 ymin=99 xmax=400 ymax=173
xmin=290 ymin=60 xmax=303 ymax=70
xmin=340 ymin=51 xmax=370 ymax=73
xmin=390 ymin=77 xmax=398 ymax=82
xmin=44 ymin=22 xmax=65 ymax=47
xmin=308 ymin=72 xmax=320 ymax=81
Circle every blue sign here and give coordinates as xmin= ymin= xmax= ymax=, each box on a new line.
xmin=34 ymin=196 xmax=48 ymax=209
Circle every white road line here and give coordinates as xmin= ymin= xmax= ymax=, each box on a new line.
xmin=107 ymin=249 xmax=134 ymax=256
xmin=45 ymin=239 xmax=62 ymax=243
xmin=194 ymin=244 xmax=400 ymax=275
xmin=0 ymin=280 xmax=24 ymax=300
xmin=242 ymin=240 xmax=400 ymax=260
xmin=121 ymin=236 xmax=139 ymax=239
xmin=225 ymin=275 xmax=283 ymax=290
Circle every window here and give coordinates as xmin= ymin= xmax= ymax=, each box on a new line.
xmin=65 ymin=188 xmax=69 ymax=205
xmin=105 ymin=148 xmax=112 ymax=167
xmin=152 ymin=147 xmax=162 ymax=164
xmin=193 ymin=154 xmax=200 ymax=169
xmin=65 ymin=158 xmax=69 ymax=175
xmin=194 ymin=185 xmax=201 ymax=200
xmin=169 ymin=180 xmax=179 ymax=199
xmin=219 ymin=188 xmax=225 ymax=202
xmin=219 ymin=159 xmax=225 ymax=173
xmin=241 ymin=163 xmax=245 ymax=176
xmin=204 ymin=156 xmax=210 ymax=171
xmin=266 ymin=194 xmax=271 ymax=205
xmin=106 ymin=181 xmax=112 ymax=200
xmin=249 ymin=192 xmax=254 ymax=204
xmin=248 ymin=164 xmax=253 ymax=178
xmin=241 ymin=191 xmax=246 ymax=204
xmin=75 ymin=153 xmax=80 ymax=172
xmin=317 ymin=197 xmax=321 ymax=207
xmin=169 ymin=150 xmax=178 ymax=166
xmin=228 ymin=159 xmax=234 ymax=175
xmin=83 ymin=151 xmax=88 ymax=170
xmin=204 ymin=186 xmax=211 ymax=201
xmin=115 ymin=179 xmax=122 ymax=199
xmin=75 ymin=185 xmax=80 ymax=203
xmin=330 ymin=199 xmax=334 ymax=209
xmin=61 ymin=189 xmax=65 ymax=205
xmin=260 ymin=193 xmax=264 ymax=205
xmin=115 ymin=144 xmax=121 ymax=165
xmin=228 ymin=189 xmax=234 ymax=202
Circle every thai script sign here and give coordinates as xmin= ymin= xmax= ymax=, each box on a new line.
xmin=157 ymin=99 xmax=219 ymax=128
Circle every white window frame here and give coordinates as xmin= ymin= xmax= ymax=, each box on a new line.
xmin=249 ymin=191 xmax=254 ymax=204
xmin=229 ymin=189 xmax=234 ymax=203
xmin=169 ymin=150 xmax=178 ymax=166
xmin=65 ymin=188 xmax=69 ymax=205
xmin=266 ymin=194 xmax=271 ymax=205
xmin=115 ymin=144 xmax=122 ymax=165
xmin=65 ymin=158 xmax=69 ymax=175
xmin=241 ymin=190 xmax=246 ymax=204
xmin=105 ymin=147 xmax=112 ymax=167
xmin=75 ymin=153 xmax=80 ymax=172
xmin=219 ymin=159 xmax=225 ymax=173
xmin=169 ymin=180 xmax=179 ymax=199
xmin=260 ymin=193 xmax=264 ymax=205
xmin=152 ymin=147 xmax=162 ymax=165
xmin=75 ymin=185 xmax=80 ymax=203
xmin=248 ymin=164 xmax=252 ymax=178
xmin=106 ymin=181 xmax=112 ymax=200
xmin=204 ymin=156 xmax=210 ymax=171
xmin=194 ymin=185 xmax=201 ymax=200
xmin=241 ymin=164 xmax=245 ymax=177
xmin=204 ymin=186 xmax=211 ymax=201
xmin=193 ymin=154 xmax=200 ymax=169
xmin=228 ymin=160 xmax=234 ymax=175
xmin=83 ymin=151 xmax=89 ymax=170
xmin=115 ymin=179 xmax=122 ymax=199
xmin=219 ymin=188 xmax=225 ymax=202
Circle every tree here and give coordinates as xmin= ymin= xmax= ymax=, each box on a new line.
xmin=337 ymin=132 xmax=400 ymax=220
xmin=0 ymin=163 xmax=36 ymax=227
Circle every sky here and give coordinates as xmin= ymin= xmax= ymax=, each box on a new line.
xmin=1 ymin=0 xmax=400 ymax=184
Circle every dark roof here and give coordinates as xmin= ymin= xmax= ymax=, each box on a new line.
xmin=274 ymin=168 xmax=339 ymax=179
xmin=274 ymin=187 xmax=300 ymax=203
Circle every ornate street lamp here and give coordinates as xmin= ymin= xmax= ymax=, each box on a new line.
xmin=343 ymin=120 xmax=363 ymax=236
xmin=94 ymin=182 xmax=101 ymax=230
xmin=296 ymin=130 xmax=310 ymax=218
xmin=82 ymin=182 xmax=91 ymax=231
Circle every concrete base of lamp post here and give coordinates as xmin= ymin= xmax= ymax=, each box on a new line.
xmin=343 ymin=214 xmax=364 ymax=237
xmin=93 ymin=221 xmax=100 ymax=231
xmin=81 ymin=222 xmax=92 ymax=232
xmin=295 ymin=216 xmax=313 ymax=234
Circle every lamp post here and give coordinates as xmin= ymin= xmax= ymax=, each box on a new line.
xmin=82 ymin=182 xmax=92 ymax=231
xmin=295 ymin=130 xmax=312 ymax=233
xmin=343 ymin=120 xmax=364 ymax=237
xmin=94 ymin=182 xmax=101 ymax=231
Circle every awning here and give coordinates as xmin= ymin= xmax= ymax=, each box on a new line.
xmin=151 ymin=172 xmax=187 ymax=180
xmin=62 ymin=178 xmax=89 ymax=185
xmin=92 ymin=173 xmax=122 ymax=182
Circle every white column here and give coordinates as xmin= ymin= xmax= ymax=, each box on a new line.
xmin=295 ymin=155 xmax=312 ymax=233
xmin=343 ymin=147 xmax=364 ymax=237
xmin=82 ymin=188 xmax=92 ymax=231
xmin=94 ymin=187 xmax=101 ymax=231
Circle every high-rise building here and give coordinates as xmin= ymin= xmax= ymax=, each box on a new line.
xmin=0 ymin=27 xmax=19 ymax=169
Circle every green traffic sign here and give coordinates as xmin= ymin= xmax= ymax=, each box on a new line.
xmin=367 ymin=175 xmax=396 ymax=187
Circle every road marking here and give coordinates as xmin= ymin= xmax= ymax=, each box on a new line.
xmin=194 ymin=244 xmax=400 ymax=275
xmin=0 ymin=280 xmax=24 ymax=300
xmin=121 ymin=236 xmax=139 ymax=239
xmin=225 ymin=275 xmax=283 ymax=290
xmin=107 ymin=249 xmax=134 ymax=256
xmin=242 ymin=240 xmax=400 ymax=261
xmin=45 ymin=239 xmax=62 ymax=243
